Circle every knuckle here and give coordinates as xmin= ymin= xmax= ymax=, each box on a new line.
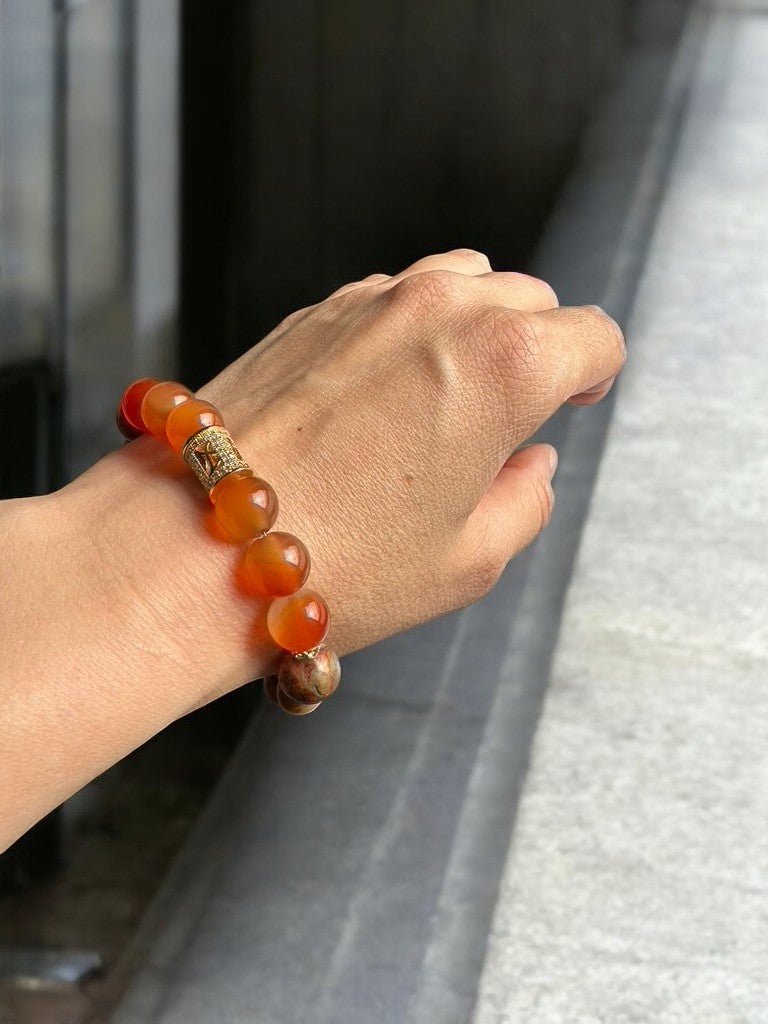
xmin=448 ymin=247 xmax=492 ymax=272
xmin=390 ymin=269 xmax=468 ymax=315
xmin=481 ymin=308 xmax=546 ymax=377
xmin=532 ymin=474 xmax=556 ymax=533
xmin=506 ymin=271 xmax=558 ymax=307
xmin=531 ymin=276 xmax=559 ymax=307
xmin=276 ymin=305 xmax=311 ymax=332
xmin=588 ymin=305 xmax=626 ymax=368
xmin=463 ymin=544 xmax=506 ymax=604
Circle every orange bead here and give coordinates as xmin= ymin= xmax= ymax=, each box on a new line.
xmin=140 ymin=381 xmax=192 ymax=438
xmin=213 ymin=473 xmax=279 ymax=541
xmin=120 ymin=377 xmax=159 ymax=433
xmin=165 ymin=398 xmax=223 ymax=452
xmin=209 ymin=468 xmax=253 ymax=504
xmin=244 ymin=532 xmax=310 ymax=596
xmin=116 ymin=403 xmax=143 ymax=440
xmin=267 ymin=588 xmax=329 ymax=653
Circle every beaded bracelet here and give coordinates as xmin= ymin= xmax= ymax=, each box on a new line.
xmin=116 ymin=377 xmax=341 ymax=716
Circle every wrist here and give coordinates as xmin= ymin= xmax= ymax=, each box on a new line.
xmin=56 ymin=437 xmax=277 ymax=711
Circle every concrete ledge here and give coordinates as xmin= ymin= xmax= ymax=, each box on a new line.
xmin=473 ymin=4 xmax=768 ymax=1020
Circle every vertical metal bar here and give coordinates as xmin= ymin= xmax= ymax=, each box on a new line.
xmin=119 ymin=0 xmax=136 ymax=317
xmin=51 ymin=0 xmax=70 ymax=488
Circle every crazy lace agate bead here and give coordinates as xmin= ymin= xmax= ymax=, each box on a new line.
xmin=277 ymin=647 xmax=341 ymax=704
xmin=276 ymin=685 xmax=321 ymax=716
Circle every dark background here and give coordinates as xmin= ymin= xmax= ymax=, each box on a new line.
xmin=182 ymin=1 xmax=636 ymax=386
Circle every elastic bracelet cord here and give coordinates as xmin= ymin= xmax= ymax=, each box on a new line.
xmin=116 ymin=377 xmax=341 ymax=716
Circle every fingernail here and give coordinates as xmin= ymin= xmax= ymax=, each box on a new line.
xmin=546 ymin=445 xmax=558 ymax=476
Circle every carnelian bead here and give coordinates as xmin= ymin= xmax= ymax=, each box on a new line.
xmin=267 ymin=589 xmax=329 ymax=653
xmin=209 ymin=468 xmax=253 ymax=504
xmin=140 ymin=381 xmax=192 ymax=438
xmin=120 ymin=377 xmax=159 ymax=433
xmin=212 ymin=473 xmax=279 ymax=541
xmin=165 ymin=398 xmax=223 ymax=452
xmin=116 ymin=404 xmax=143 ymax=440
xmin=244 ymin=532 xmax=309 ymax=596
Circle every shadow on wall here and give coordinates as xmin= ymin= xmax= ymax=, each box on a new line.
xmin=181 ymin=0 xmax=641 ymax=385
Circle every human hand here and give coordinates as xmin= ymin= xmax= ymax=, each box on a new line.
xmin=1 ymin=249 xmax=624 ymax=845
xmin=199 ymin=247 xmax=625 ymax=657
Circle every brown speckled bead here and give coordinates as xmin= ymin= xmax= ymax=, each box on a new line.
xmin=276 ymin=685 xmax=321 ymax=716
xmin=263 ymin=675 xmax=279 ymax=704
xmin=278 ymin=647 xmax=341 ymax=704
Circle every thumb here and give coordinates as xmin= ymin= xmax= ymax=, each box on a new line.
xmin=464 ymin=443 xmax=557 ymax=567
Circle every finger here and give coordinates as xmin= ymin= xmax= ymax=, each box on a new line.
xmin=328 ymin=273 xmax=391 ymax=299
xmin=568 ymin=374 xmax=617 ymax=406
xmin=389 ymin=247 xmax=492 ymax=281
xmin=543 ymin=305 xmax=625 ymax=401
xmin=473 ymin=270 xmax=559 ymax=312
xmin=462 ymin=443 xmax=558 ymax=571
xmin=330 ymin=250 xmax=491 ymax=300
xmin=496 ymin=304 xmax=626 ymax=410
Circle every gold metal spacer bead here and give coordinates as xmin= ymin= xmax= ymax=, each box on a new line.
xmin=182 ymin=425 xmax=249 ymax=495
xmin=292 ymin=646 xmax=323 ymax=662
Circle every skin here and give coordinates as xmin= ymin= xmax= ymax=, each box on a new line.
xmin=0 ymin=249 xmax=625 ymax=850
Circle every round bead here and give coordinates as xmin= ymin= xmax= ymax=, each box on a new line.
xmin=120 ymin=377 xmax=159 ymax=433
xmin=244 ymin=532 xmax=310 ymax=596
xmin=140 ymin=381 xmax=192 ymax=438
xmin=209 ymin=467 xmax=253 ymax=504
xmin=116 ymin=403 xmax=143 ymax=440
xmin=276 ymin=685 xmax=321 ymax=716
xmin=213 ymin=473 xmax=279 ymax=541
xmin=165 ymin=398 xmax=223 ymax=452
xmin=278 ymin=648 xmax=341 ymax=703
xmin=263 ymin=675 xmax=279 ymax=704
xmin=267 ymin=589 xmax=330 ymax=653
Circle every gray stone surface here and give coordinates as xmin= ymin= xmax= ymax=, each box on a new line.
xmin=472 ymin=5 xmax=768 ymax=1022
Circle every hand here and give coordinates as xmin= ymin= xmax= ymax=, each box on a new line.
xmin=199 ymin=247 xmax=625 ymax=655
xmin=1 ymin=249 xmax=624 ymax=846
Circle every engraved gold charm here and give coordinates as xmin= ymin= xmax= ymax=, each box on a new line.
xmin=182 ymin=425 xmax=248 ymax=494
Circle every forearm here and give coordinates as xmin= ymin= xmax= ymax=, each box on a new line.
xmin=0 ymin=250 xmax=625 ymax=852
xmin=0 ymin=436 xmax=274 ymax=851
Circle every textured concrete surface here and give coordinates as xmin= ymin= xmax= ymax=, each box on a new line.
xmin=473 ymin=5 xmax=768 ymax=1022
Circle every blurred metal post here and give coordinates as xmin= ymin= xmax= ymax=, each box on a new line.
xmin=62 ymin=0 xmax=179 ymax=478
xmin=0 ymin=0 xmax=179 ymax=886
